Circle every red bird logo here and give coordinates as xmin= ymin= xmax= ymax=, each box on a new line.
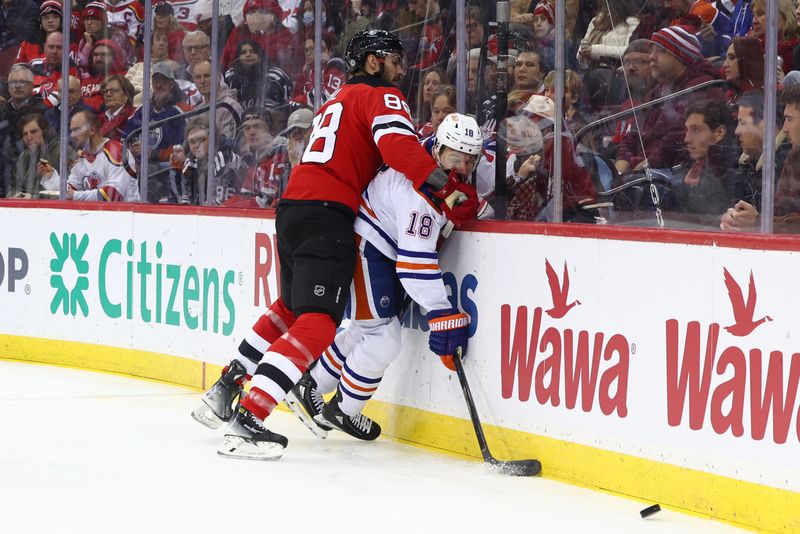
xmin=723 ymin=268 xmax=772 ymax=337
xmin=545 ymin=259 xmax=581 ymax=319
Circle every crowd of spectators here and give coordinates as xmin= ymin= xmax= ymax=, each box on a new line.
xmin=0 ymin=0 xmax=798 ymax=231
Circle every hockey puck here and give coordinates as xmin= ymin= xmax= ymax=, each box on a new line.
xmin=640 ymin=504 xmax=661 ymax=518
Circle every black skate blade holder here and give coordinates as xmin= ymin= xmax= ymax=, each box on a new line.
xmin=453 ymin=348 xmax=542 ymax=477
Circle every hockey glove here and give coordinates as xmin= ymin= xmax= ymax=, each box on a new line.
xmin=428 ymin=308 xmax=470 ymax=372
xmin=428 ymin=169 xmax=462 ymax=200
xmin=441 ymin=182 xmax=479 ymax=228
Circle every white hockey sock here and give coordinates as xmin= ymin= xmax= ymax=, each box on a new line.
xmin=338 ymin=361 xmax=382 ymax=417
xmin=312 ymin=343 xmax=346 ymax=394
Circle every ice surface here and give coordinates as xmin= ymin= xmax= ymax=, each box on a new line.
xmin=0 ymin=360 xmax=742 ymax=534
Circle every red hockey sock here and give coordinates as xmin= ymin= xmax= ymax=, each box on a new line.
xmin=253 ymin=298 xmax=298 ymax=344
xmin=267 ymin=312 xmax=337 ymax=373
xmin=240 ymin=387 xmax=279 ymax=421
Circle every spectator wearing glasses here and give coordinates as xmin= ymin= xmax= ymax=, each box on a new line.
xmin=10 ymin=112 xmax=75 ymax=198
xmin=446 ymin=5 xmax=485 ymax=80
xmin=181 ymin=30 xmax=211 ymax=79
xmin=0 ymin=64 xmax=47 ymax=196
xmin=80 ymin=39 xmax=129 ymax=110
xmin=604 ymin=39 xmax=656 ymax=159
xmin=98 ymin=74 xmax=136 ymax=142
xmin=177 ymin=116 xmax=244 ymax=205
xmin=615 ymin=26 xmax=724 ymax=176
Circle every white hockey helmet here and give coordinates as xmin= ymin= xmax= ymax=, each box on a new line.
xmin=434 ymin=113 xmax=483 ymax=157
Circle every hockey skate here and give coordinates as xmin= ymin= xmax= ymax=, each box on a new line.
xmin=191 ymin=360 xmax=247 ymax=429
xmin=218 ymin=405 xmax=288 ymax=461
xmin=315 ymin=390 xmax=381 ymax=441
xmin=283 ymin=367 xmax=333 ymax=439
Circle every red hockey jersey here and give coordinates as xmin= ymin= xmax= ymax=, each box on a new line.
xmin=284 ymin=76 xmax=438 ymax=214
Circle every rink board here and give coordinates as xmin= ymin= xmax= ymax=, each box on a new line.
xmin=0 ymin=202 xmax=798 ymax=532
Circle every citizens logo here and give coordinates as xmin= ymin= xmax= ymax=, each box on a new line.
xmin=48 ymin=232 xmax=238 ymax=335
xmin=49 ymin=233 xmax=90 ymax=316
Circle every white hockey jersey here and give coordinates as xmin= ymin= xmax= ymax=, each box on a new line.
xmin=106 ymin=0 xmax=145 ymax=42
xmin=355 ymin=167 xmax=452 ymax=314
xmin=52 ymin=139 xmax=140 ymax=202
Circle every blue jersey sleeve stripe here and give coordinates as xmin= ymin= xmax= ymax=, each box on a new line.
xmin=397 ymin=272 xmax=443 ymax=281
xmin=397 ymin=248 xmax=438 ymax=259
xmin=344 ymin=362 xmax=383 ymax=384
xmin=357 ymin=212 xmax=398 ymax=250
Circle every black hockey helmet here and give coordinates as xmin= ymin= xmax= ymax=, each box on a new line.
xmin=344 ymin=29 xmax=404 ymax=74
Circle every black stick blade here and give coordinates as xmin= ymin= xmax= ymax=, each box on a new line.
xmin=487 ymin=458 xmax=542 ymax=477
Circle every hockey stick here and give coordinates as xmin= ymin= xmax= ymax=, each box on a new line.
xmin=452 ymin=348 xmax=542 ymax=476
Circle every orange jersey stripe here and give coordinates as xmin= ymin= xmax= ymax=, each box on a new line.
xmin=396 ymin=261 xmax=439 ymax=271
xmin=353 ymin=257 xmax=374 ymax=321
xmin=359 ymin=198 xmax=378 ymax=219
xmin=323 ymin=349 xmax=342 ymax=371
xmin=342 ymin=374 xmax=378 ymax=393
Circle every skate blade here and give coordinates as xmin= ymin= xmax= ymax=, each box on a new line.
xmin=191 ymin=403 xmax=224 ymax=429
xmin=217 ymin=434 xmax=284 ymax=461
xmin=283 ymin=392 xmax=329 ymax=439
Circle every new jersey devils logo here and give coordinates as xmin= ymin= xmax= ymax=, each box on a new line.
xmin=544 ymin=259 xmax=581 ymax=319
xmin=722 ymin=268 xmax=772 ymax=337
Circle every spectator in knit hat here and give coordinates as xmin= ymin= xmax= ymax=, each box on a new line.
xmin=615 ymin=25 xmax=724 ymax=175
xmin=76 ymin=2 xmax=135 ymax=77
xmin=15 ymin=0 xmax=64 ymax=66
xmin=532 ymin=1 xmax=554 ymax=41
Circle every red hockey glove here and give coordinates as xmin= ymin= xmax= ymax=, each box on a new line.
xmin=429 ymin=169 xmax=461 ymax=200
xmin=428 ymin=309 xmax=470 ymax=372
xmin=441 ymin=182 xmax=479 ymax=228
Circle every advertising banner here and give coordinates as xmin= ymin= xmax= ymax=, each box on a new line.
xmin=1 ymin=206 xmax=798 ymax=498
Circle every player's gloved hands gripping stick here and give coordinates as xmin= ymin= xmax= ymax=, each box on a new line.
xmin=428 ymin=308 xmax=470 ymax=371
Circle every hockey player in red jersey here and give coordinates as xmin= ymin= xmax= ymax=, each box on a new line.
xmin=191 ymin=30 xmax=458 ymax=460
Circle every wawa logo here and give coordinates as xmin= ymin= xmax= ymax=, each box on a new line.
xmin=500 ymin=259 xmax=631 ymax=418
xmin=667 ymin=268 xmax=800 ymax=445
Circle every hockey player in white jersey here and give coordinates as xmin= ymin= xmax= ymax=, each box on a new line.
xmin=284 ymin=113 xmax=483 ymax=440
